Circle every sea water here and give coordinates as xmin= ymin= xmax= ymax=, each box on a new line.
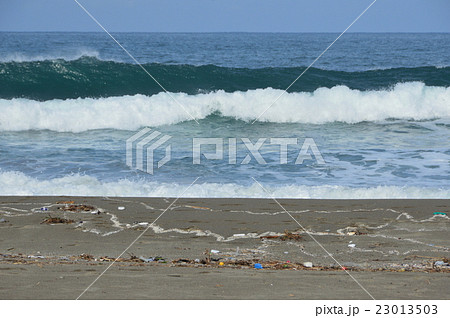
xmin=0 ymin=32 xmax=449 ymax=198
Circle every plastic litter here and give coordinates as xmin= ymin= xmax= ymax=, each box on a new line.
xmin=138 ymin=222 xmax=149 ymax=226
xmin=233 ymin=233 xmax=246 ymax=237
xmin=118 ymin=206 xmax=125 ymax=210
xmin=40 ymin=207 xmax=48 ymax=211
xmin=433 ymin=212 xmax=447 ymax=216
xmin=0 ymin=218 xmax=6 ymax=223
xmin=139 ymin=256 xmax=154 ymax=263
xmin=194 ymin=258 xmax=200 ymax=263
xmin=434 ymin=261 xmax=449 ymax=266
xmin=28 ymin=255 xmax=45 ymax=259
xmin=211 ymin=249 xmax=220 ymax=254
xmin=348 ymin=243 xmax=356 ymax=248
xmin=254 ymin=263 xmax=263 ymax=269
xmin=219 ymin=262 xmax=224 ymax=266
xmin=303 ymin=262 xmax=313 ymax=268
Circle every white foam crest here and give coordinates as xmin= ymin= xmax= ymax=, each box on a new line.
xmin=0 ymin=171 xmax=448 ymax=199
xmin=0 ymin=82 xmax=449 ymax=132
xmin=0 ymin=49 xmax=100 ymax=62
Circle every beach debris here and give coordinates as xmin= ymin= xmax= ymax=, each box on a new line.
xmin=260 ymin=230 xmax=302 ymax=241
xmin=339 ymin=226 xmax=369 ymax=236
xmin=204 ymin=249 xmax=211 ymax=263
xmin=233 ymin=233 xmax=246 ymax=237
xmin=348 ymin=243 xmax=356 ymax=248
xmin=303 ymin=262 xmax=313 ymax=268
xmin=1 ymin=253 xmax=450 ymax=273
xmin=28 ymin=255 xmax=45 ymax=259
xmin=156 ymin=257 xmax=166 ymax=263
xmin=280 ymin=230 xmax=302 ymax=241
xmin=58 ymin=204 xmax=95 ymax=212
xmin=41 ymin=216 xmax=74 ymax=224
xmin=79 ymin=253 xmax=95 ymax=261
xmin=194 ymin=258 xmax=200 ymax=263
xmin=433 ymin=212 xmax=447 ymax=216
xmin=40 ymin=207 xmax=48 ymax=211
xmin=211 ymin=249 xmax=220 ymax=254
xmin=138 ymin=222 xmax=149 ymax=226
xmin=434 ymin=261 xmax=449 ymax=267
xmin=0 ymin=218 xmax=7 ymax=223
xmin=56 ymin=201 xmax=74 ymax=204
xmin=139 ymin=256 xmax=155 ymax=263
xmin=89 ymin=254 xmax=165 ymax=263
xmin=118 ymin=206 xmax=125 ymax=210
xmin=260 ymin=235 xmax=279 ymax=240
xmin=344 ymin=229 xmax=367 ymax=236
xmin=284 ymin=251 xmax=289 ymax=254
xmin=233 ymin=260 xmax=252 ymax=266
xmin=174 ymin=258 xmax=191 ymax=264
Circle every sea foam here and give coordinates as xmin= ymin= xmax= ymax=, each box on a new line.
xmin=0 ymin=50 xmax=101 ymax=63
xmin=0 ymin=171 xmax=448 ymax=199
xmin=0 ymin=82 xmax=449 ymax=132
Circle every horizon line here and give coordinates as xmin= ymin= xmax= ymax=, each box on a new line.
xmin=1 ymin=30 xmax=449 ymax=34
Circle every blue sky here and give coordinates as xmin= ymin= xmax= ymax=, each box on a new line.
xmin=1 ymin=0 xmax=449 ymax=32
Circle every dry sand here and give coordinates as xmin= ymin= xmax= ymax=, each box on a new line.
xmin=0 ymin=196 xmax=448 ymax=299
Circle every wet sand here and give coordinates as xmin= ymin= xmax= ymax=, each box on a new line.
xmin=0 ymin=196 xmax=449 ymax=299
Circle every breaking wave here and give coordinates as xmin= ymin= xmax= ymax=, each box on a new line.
xmin=0 ymin=51 xmax=101 ymax=63
xmin=0 ymin=82 xmax=449 ymax=132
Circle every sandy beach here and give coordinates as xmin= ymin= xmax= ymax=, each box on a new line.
xmin=0 ymin=196 xmax=448 ymax=299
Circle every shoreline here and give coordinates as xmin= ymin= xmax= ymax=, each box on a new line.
xmin=1 ymin=196 xmax=448 ymax=299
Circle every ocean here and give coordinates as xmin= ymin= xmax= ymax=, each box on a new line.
xmin=0 ymin=32 xmax=449 ymax=198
